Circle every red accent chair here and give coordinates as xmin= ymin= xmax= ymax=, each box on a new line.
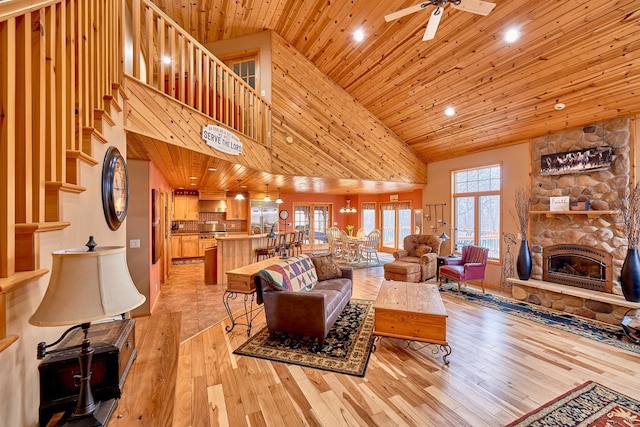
xmin=439 ymin=245 xmax=489 ymax=293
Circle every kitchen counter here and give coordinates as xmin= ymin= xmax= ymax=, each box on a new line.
xmin=215 ymin=233 xmax=266 ymax=240
xmin=216 ymin=234 xmax=269 ymax=284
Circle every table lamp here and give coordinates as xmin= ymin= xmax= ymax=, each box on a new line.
xmin=29 ymin=237 xmax=146 ymax=426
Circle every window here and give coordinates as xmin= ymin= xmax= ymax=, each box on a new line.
xmin=380 ymin=201 xmax=412 ymax=251
xmin=361 ymin=202 xmax=376 ymax=234
xmin=223 ymin=52 xmax=258 ymax=91
xmin=452 ymin=165 xmax=501 ymax=260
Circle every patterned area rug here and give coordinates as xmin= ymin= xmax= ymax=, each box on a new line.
xmin=438 ymin=282 xmax=640 ymax=355
xmin=506 ymin=381 xmax=640 ymax=426
xmin=233 ymin=299 xmax=375 ymax=377
xmin=336 ymin=252 xmax=393 ymax=269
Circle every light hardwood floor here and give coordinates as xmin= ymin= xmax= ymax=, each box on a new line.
xmin=133 ymin=261 xmax=640 ymax=426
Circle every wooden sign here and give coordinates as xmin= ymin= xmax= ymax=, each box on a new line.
xmin=202 ymin=125 xmax=243 ymax=155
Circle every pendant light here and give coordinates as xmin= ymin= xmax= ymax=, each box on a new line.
xmin=340 ymin=191 xmax=357 ymax=213
xmin=264 ymin=184 xmax=271 ymax=202
xmin=234 ymin=179 xmax=245 ymax=200
xmin=275 ymin=187 xmax=283 ymax=204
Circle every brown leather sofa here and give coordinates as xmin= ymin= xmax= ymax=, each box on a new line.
xmin=255 ymin=254 xmax=353 ymax=346
xmin=389 ymin=234 xmax=443 ymax=281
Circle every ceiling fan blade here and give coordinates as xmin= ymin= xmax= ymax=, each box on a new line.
xmin=423 ymin=6 xmax=443 ymax=41
xmin=451 ymin=0 xmax=496 ymax=16
xmin=385 ymin=1 xmax=432 ymax=22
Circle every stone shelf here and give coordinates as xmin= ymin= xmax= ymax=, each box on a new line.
xmin=530 ymin=210 xmax=617 ymax=218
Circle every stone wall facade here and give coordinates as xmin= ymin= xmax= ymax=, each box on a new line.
xmin=530 ymin=118 xmax=631 ymax=297
xmin=511 ymin=283 xmax=631 ymax=324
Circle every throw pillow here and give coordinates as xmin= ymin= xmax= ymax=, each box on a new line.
xmin=312 ymin=253 xmax=342 ymax=281
xmin=415 ymin=244 xmax=432 ymax=257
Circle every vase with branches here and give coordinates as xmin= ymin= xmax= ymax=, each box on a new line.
xmin=511 ymin=187 xmax=532 ymax=280
xmin=620 ymin=182 xmax=640 ymax=302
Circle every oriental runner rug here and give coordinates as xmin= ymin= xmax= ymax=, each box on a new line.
xmin=506 ymin=381 xmax=640 ymax=426
xmin=437 ymin=282 xmax=640 ymax=355
xmin=233 ymin=299 xmax=375 ymax=377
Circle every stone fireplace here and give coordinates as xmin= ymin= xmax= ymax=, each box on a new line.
xmin=509 ymin=118 xmax=637 ymax=324
xmin=530 ymin=118 xmax=631 ymax=296
xmin=542 ymin=244 xmax=612 ymax=293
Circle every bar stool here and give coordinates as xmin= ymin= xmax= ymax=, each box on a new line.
xmin=255 ymin=236 xmax=277 ymax=261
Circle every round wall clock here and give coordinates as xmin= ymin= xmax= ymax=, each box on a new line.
xmin=102 ymin=146 xmax=129 ymax=230
xmin=279 ymin=209 xmax=289 ymax=220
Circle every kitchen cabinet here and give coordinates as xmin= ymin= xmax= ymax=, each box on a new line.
xmin=171 ymin=234 xmax=200 ymax=258
xmin=226 ymin=197 xmax=247 ymax=220
xmin=181 ymin=235 xmax=199 ymax=258
xmin=174 ymin=195 xmax=198 ymax=221
xmin=198 ymin=239 xmax=216 ymax=257
xmin=171 ymin=236 xmax=182 ymax=258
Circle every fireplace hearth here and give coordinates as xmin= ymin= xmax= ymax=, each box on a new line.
xmin=543 ymin=244 xmax=613 ymax=293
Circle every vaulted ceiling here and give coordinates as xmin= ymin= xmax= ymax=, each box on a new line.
xmin=139 ymin=0 xmax=640 ymax=194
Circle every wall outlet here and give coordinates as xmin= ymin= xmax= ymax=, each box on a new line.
xmin=261 ymin=90 xmax=266 ymax=96
xmin=155 ymin=283 xmax=158 ymax=292
xmin=130 ymin=239 xmax=141 ymax=248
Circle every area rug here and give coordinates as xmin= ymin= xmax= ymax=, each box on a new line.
xmin=336 ymin=252 xmax=393 ymax=269
xmin=233 ymin=299 xmax=375 ymax=377
xmin=506 ymin=381 xmax=640 ymax=426
xmin=437 ymin=282 xmax=640 ymax=355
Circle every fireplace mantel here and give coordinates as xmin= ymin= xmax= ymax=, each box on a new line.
xmin=530 ymin=210 xmax=617 ymax=218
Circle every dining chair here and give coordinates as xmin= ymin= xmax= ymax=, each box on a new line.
xmin=356 ymin=227 xmax=366 ymax=239
xmin=327 ymin=227 xmax=342 ymax=256
xmin=360 ymin=230 xmax=381 ymax=264
xmin=340 ymin=230 xmax=357 ymax=261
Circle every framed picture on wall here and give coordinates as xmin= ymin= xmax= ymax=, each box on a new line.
xmin=540 ymin=146 xmax=612 ymax=176
xmin=152 ymin=189 xmax=163 ymax=264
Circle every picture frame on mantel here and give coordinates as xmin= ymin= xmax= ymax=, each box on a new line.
xmin=540 ymin=146 xmax=612 ymax=176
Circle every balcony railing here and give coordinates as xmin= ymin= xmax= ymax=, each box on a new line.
xmin=126 ymin=0 xmax=271 ymax=146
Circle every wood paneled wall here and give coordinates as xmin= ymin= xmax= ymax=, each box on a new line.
xmin=270 ymin=32 xmax=428 ymax=184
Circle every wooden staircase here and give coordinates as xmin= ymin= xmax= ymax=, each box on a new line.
xmin=0 ymin=0 xmax=124 ymax=351
xmin=0 ymin=0 xmax=268 ymax=353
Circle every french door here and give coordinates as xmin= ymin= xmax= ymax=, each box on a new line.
xmin=293 ymin=203 xmax=332 ymax=251
xmin=380 ymin=202 xmax=412 ymax=252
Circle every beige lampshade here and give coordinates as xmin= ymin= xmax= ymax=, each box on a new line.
xmin=30 ymin=246 xmax=146 ymax=327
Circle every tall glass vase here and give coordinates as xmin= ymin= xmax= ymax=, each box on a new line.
xmin=621 ymin=248 xmax=640 ymax=302
xmin=516 ymin=239 xmax=532 ymax=280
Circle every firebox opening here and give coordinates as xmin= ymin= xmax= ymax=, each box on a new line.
xmin=548 ymin=254 xmax=606 ymax=282
xmin=542 ymin=244 xmax=613 ymax=293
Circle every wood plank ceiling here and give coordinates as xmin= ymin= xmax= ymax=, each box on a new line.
xmin=133 ymin=0 xmax=640 ymax=195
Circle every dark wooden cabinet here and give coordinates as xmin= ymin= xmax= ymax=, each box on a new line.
xmin=38 ymin=319 xmax=137 ymax=427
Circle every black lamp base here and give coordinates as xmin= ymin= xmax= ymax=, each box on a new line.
xmin=54 ymin=399 xmax=117 ymax=427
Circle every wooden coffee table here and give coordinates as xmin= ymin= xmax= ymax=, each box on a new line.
xmin=373 ymin=280 xmax=451 ymax=364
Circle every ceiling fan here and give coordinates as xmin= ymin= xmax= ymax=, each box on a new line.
xmin=385 ymin=0 xmax=496 ymax=41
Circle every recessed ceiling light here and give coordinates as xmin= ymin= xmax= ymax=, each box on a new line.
xmin=208 ymin=167 xmax=217 ymax=171
xmin=444 ymin=107 xmax=456 ymax=117
xmin=504 ymin=28 xmax=521 ymax=43
xmin=554 ymin=102 xmax=566 ymax=111
xmin=189 ymin=183 xmax=196 ymax=186
xmin=162 ymin=56 xmax=171 ymax=65
xmin=353 ymin=28 xmax=365 ymax=42
xmin=190 ymin=176 xmax=197 ymax=180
